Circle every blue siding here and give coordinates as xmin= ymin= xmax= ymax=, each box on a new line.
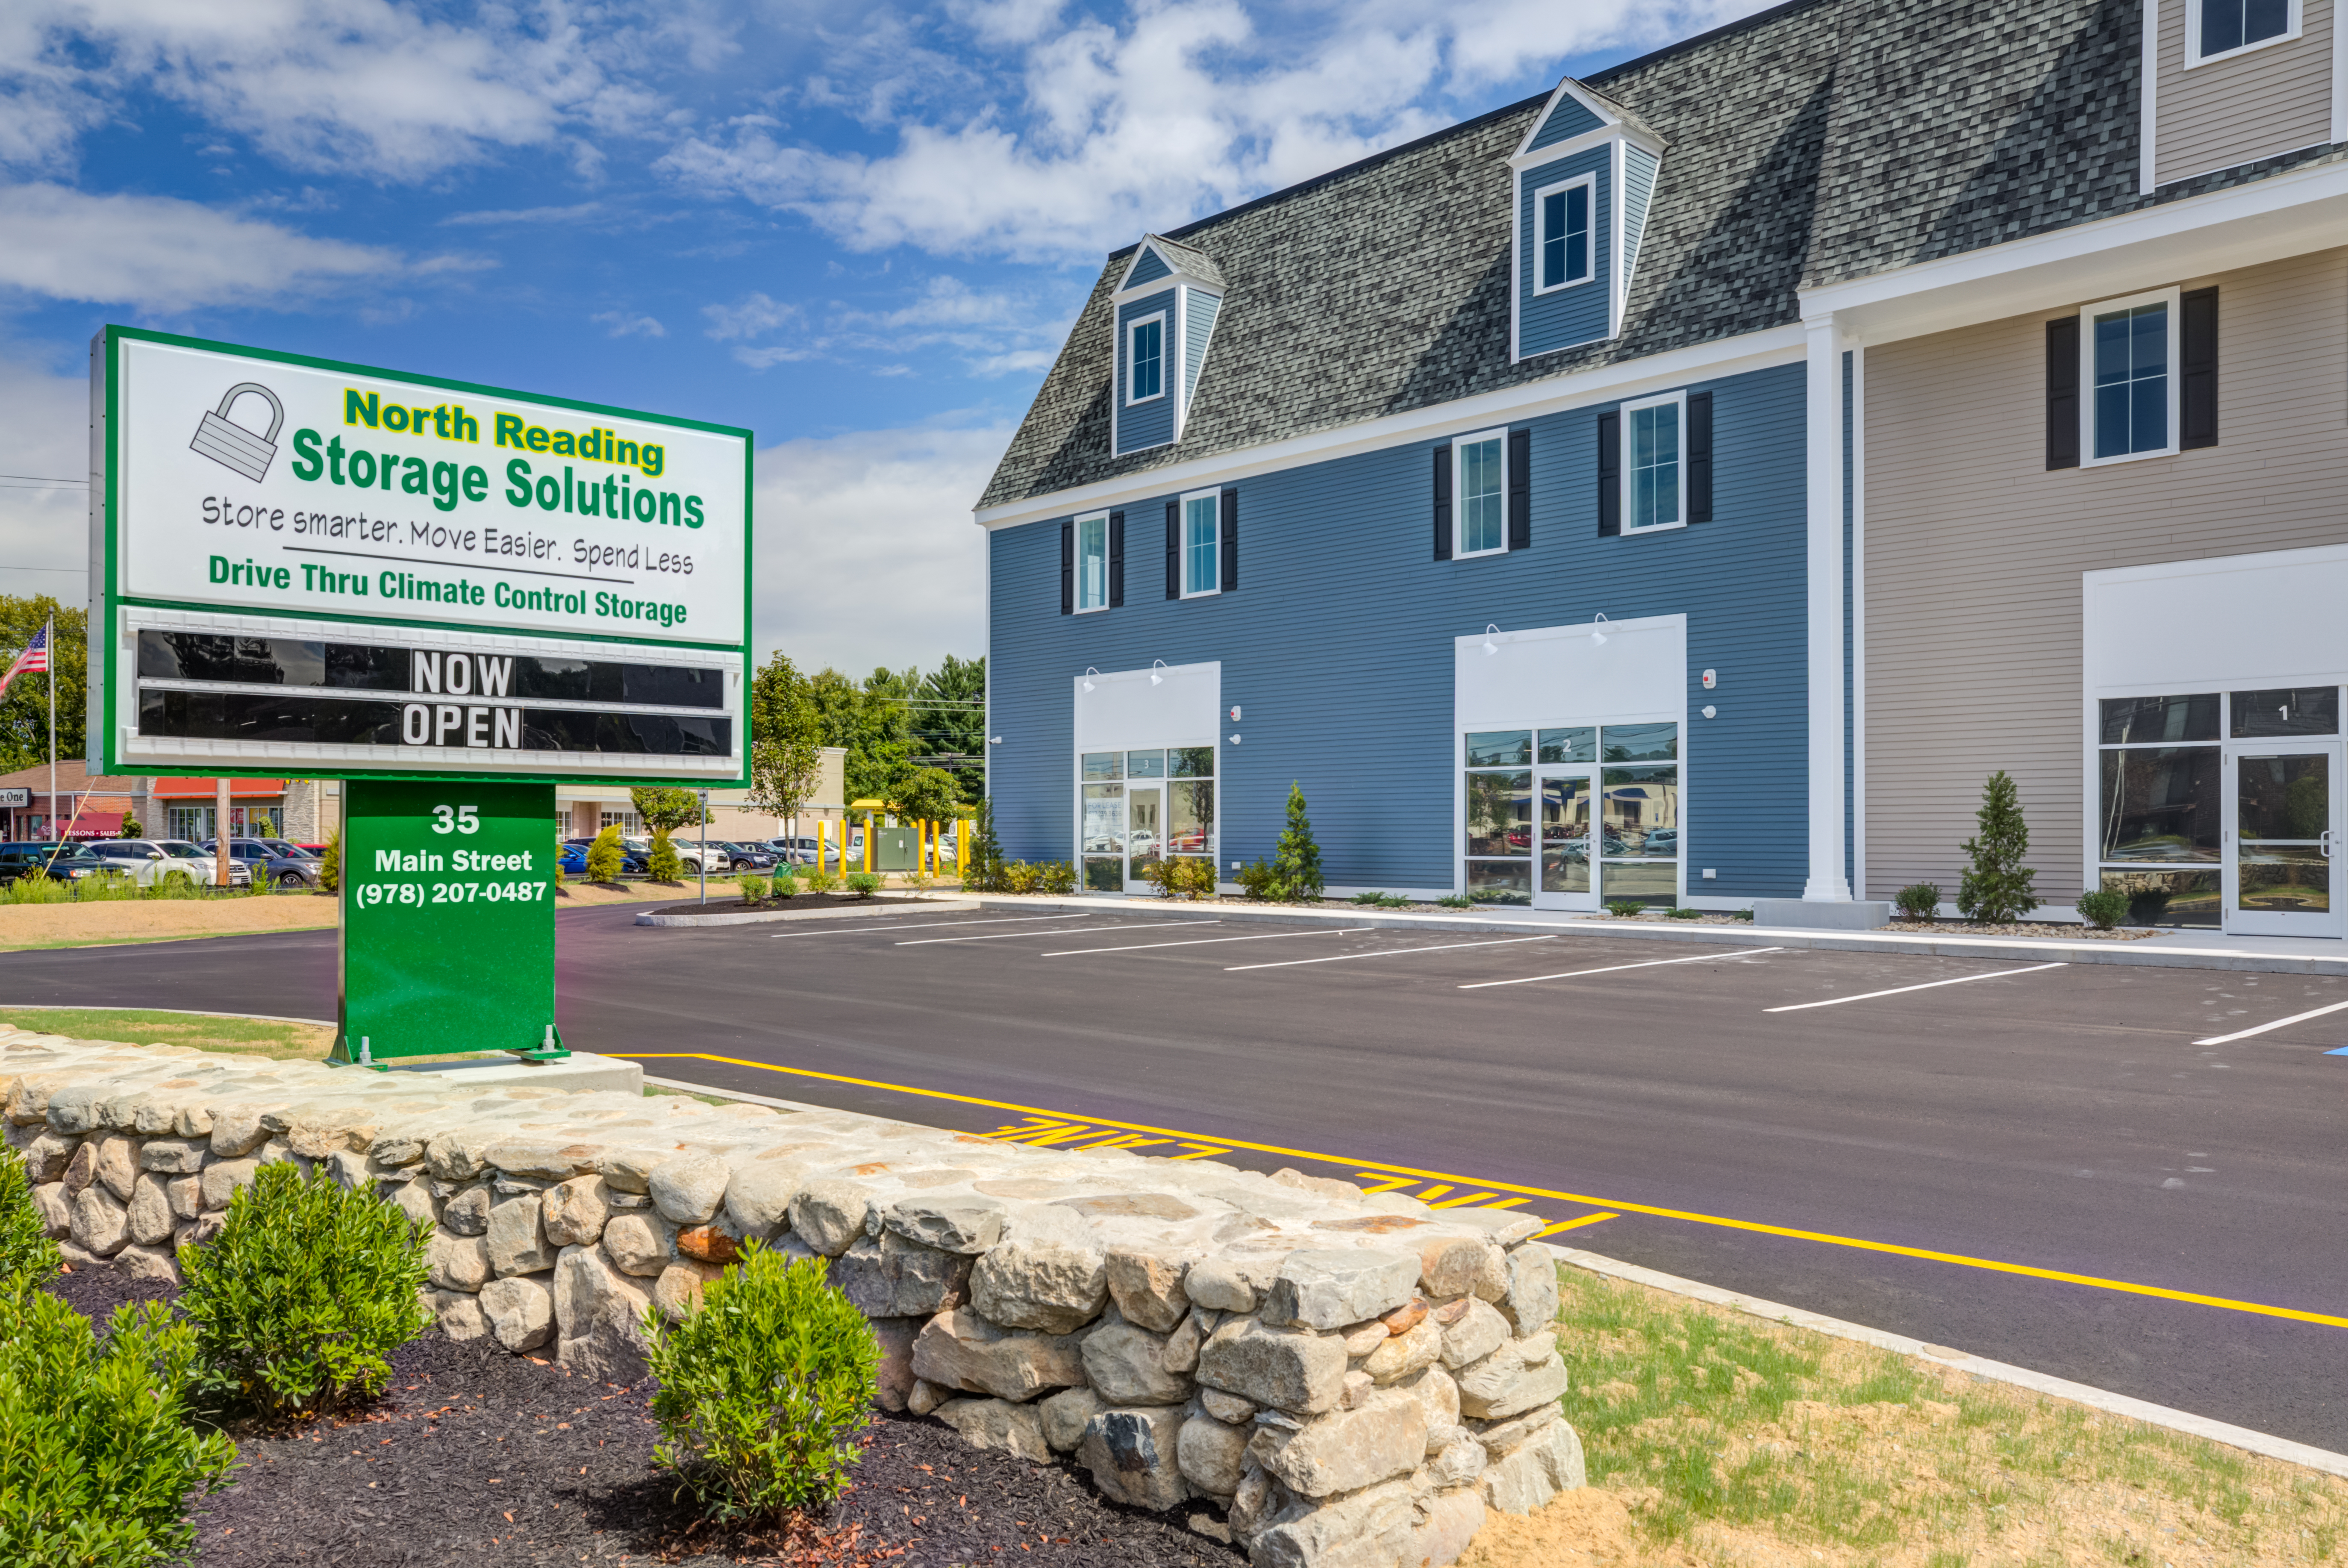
xmin=1517 ymin=147 xmax=1611 ymax=359
xmin=1526 ymin=90 xmax=1605 ymax=150
xmin=1126 ymin=245 xmax=1172 ymax=288
xmin=988 ymin=360 xmax=1812 ymax=898
xmin=1185 ymin=290 xmax=1221 ymax=408
xmin=1621 ymin=145 xmax=1659 ymax=279
xmin=1114 ymin=290 xmax=1177 ymax=455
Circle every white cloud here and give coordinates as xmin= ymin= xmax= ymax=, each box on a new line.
xmin=710 ymin=276 xmax=1072 ymax=376
xmin=0 ymin=345 xmax=94 ymax=607
xmin=441 ymin=202 xmax=606 ymax=227
xmin=702 ymin=291 xmax=798 ymax=341
xmin=591 ymin=310 xmax=667 ymax=338
xmin=0 ymin=182 xmax=400 ymax=310
xmin=753 ymin=422 xmax=1006 ymax=675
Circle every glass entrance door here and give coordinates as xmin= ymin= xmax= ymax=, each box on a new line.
xmin=1127 ymin=784 xmax=1162 ymax=890
xmin=2226 ymin=743 xmax=2342 ymax=936
xmin=1532 ymin=772 xmax=1597 ymax=912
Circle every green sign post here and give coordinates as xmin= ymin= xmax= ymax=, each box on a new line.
xmin=336 ymin=780 xmax=562 ymax=1064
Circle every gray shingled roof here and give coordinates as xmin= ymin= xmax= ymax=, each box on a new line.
xmin=979 ymin=0 xmax=2348 ymax=510
xmin=1133 ymin=233 xmax=1224 ymax=289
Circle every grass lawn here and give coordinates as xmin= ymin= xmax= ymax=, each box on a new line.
xmin=1464 ymin=1265 xmax=2348 ymax=1566
xmin=0 ymin=1006 xmax=332 ymax=1060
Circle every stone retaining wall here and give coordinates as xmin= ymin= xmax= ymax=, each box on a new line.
xmin=0 ymin=1028 xmax=1583 ymax=1568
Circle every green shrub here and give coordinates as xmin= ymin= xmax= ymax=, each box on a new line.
xmin=1666 ymin=906 xmax=1703 ymax=920
xmin=1000 ymin=860 xmax=1039 ymax=894
xmin=586 ymin=824 xmax=625 ymax=883
xmin=647 ymin=827 xmax=685 ymax=883
xmin=177 ymin=1163 xmax=433 ymax=1420
xmin=1143 ymin=858 xmax=1218 ymax=900
xmin=319 ymin=829 xmax=341 ymax=893
xmin=738 ymin=874 xmax=767 ymax=904
xmin=4 ymin=874 xmax=68 ymax=905
xmin=1436 ymin=893 xmax=1473 ymax=909
xmin=802 ymin=862 xmax=838 ymax=894
xmin=1235 ymin=858 xmax=1284 ymax=901
xmin=1272 ymin=783 xmax=1324 ymax=902
xmin=643 ymin=1243 xmax=880 ymax=1522
xmin=964 ymin=799 xmax=1007 ymax=891
xmin=1957 ymin=770 xmax=2039 ymax=924
xmin=1894 ymin=882 xmax=1941 ymax=920
xmin=770 ymin=868 xmax=799 ymax=899
xmin=1036 ymin=860 xmax=1078 ymax=895
xmin=117 ymin=813 xmax=143 ymax=839
xmin=0 ymin=1292 xmax=237 ymax=1568
xmin=2076 ymin=887 xmax=2130 ymax=930
xmin=1605 ymin=899 xmax=1645 ymax=918
xmin=0 ymin=1148 xmax=58 ymax=1294
xmin=843 ymin=871 xmax=881 ymax=898
xmin=155 ymin=869 xmax=200 ymax=900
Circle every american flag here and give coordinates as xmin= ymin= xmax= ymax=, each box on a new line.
xmin=0 ymin=625 xmax=48 ymax=698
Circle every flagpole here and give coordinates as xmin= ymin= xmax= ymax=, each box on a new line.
xmin=46 ymin=615 xmax=55 ymax=846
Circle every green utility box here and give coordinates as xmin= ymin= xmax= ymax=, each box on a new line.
xmin=868 ymin=825 xmax=917 ymax=871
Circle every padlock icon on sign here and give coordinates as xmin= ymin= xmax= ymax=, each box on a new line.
xmin=189 ymin=382 xmax=285 ymax=482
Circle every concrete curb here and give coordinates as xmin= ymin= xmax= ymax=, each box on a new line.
xmin=634 ymin=897 xmax=977 ymax=928
xmin=1546 ymin=1243 xmax=2348 ymax=1480
xmin=964 ymin=895 xmax=2348 ymax=975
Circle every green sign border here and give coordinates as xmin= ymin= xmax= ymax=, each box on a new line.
xmin=94 ymin=324 xmax=754 ymax=788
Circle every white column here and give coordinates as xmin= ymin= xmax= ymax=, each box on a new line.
xmin=1803 ymin=315 xmax=1850 ymax=902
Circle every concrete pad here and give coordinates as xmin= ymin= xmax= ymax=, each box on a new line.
xmin=1750 ymin=898 xmax=1892 ymax=930
xmin=355 ymin=1051 xmax=644 ymax=1095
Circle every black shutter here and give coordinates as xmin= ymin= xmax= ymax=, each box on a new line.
xmin=1596 ymin=412 xmax=1621 ymax=536
xmin=1107 ymin=510 xmax=1124 ymax=607
xmin=1506 ymin=428 xmax=1531 ymax=551
xmin=2181 ymin=286 xmax=2219 ymax=450
xmin=1060 ymin=521 xmax=1073 ymax=614
xmin=1219 ymin=488 xmax=1239 ymax=591
xmin=2045 ymin=316 xmax=2080 ymax=470
xmin=1165 ymin=500 xmax=1180 ymax=598
xmin=1432 ymin=445 xmax=1453 ymax=560
xmin=1686 ymin=391 xmax=1713 ymax=524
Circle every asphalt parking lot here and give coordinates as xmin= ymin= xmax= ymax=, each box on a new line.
xmin=8 ymin=901 xmax=2347 ymax=1452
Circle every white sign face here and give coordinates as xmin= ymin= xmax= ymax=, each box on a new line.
xmin=115 ymin=336 xmax=745 ymax=647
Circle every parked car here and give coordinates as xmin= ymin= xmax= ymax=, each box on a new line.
xmin=710 ymin=840 xmax=779 ymax=871
xmin=766 ymin=835 xmax=834 ymax=866
xmin=559 ymin=836 xmax=647 ymax=876
xmin=85 ymin=838 xmax=251 ymax=886
xmin=0 ymin=842 xmax=108 ymax=883
xmin=622 ymin=834 xmax=728 ymax=874
xmin=202 ymin=837 xmax=322 ymax=889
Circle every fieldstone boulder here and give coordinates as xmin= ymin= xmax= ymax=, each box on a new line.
xmin=427 ymin=1233 xmax=492 ymax=1292
xmin=675 ymin=1224 xmax=740 ymax=1265
xmin=29 ymin=1180 xmax=68 ymax=1238
xmin=70 ymin=1186 xmax=129 ymax=1255
xmin=165 ymin=1173 xmax=203 ymax=1221
xmin=788 ymin=1179 xmax=873 ymax=1256
xmin=93 ymin=1133 xmax=143 ymax=1198
xmin=1456 ymin=1340 xmax=1568 ymax=1421
xmin=1265 ymin=1249 xmax=1419 ymax=1331
xmin=541 ymin=1174 xmax=611 ymax=1246
xmin=1477 ymin=1420 xmax=1584 ymax=1513
xmin=1199 ymin=1386 xmax=1255 ymax=1424
xmin=1177 ymin=1414 xmax=1251 ymax=1495
xmin=386 ymin=1177 xmax=436 ymax=1230
xmin=1411 ymin=1486 xmax=1486 ymax=1566
xmin=884 ymin=1197 xmax=1006 ymax=1255
xmin=1196 ymin=1317 xmax=1347 ymax=1415
xmin=488 ymin=1193 xmax=556 ymax=1276
xmin=137 ymin=1136 xmax=206 ymax=1174
xmin=1418 ymin=1234 xmax=1499 ymax=1298
xmin=1499 ymin=1245 xmax=1560 ymax=1333
xmin=1082 ymin=1314 xmax=1192 ymax=1405
xmin=1104 ymin=1247 xmax=1188 ymax=1331
xmin=870 ymin=1316 xmax=921 ymax=1413
xmin=971 ymin=1236 xmax=1107 ymax=1333
xmin=1427 ymin=1431 xmax=1488 ymax=1489
xmin=935 ymin=1397 xmax=1052 ymax=1462
xmin=653 ymin=1259 xmax=725 ymax=1321
xmin=909 ymin=1307 xmax=1084 ymax=1402
xmin=601 ymin=1211 xmax=677 ymax=1277
xmin=1039 ymin=1386 xmax=1103 ymax=1453
xmin=115 ymin=1241 xmax=180 ymax=1286
xmin=1079 ymin=1405 xmax=1188 ymax=1510
xmin=1251 ymin=1477 xmax=1415 ymax=1568
xmin=721 ymin=1158 xmax=804 ymax=1239
xmin=1437 ymin=1297 xmax=1509 ymax=1369
xmin=1182 ymin=1257 xmax=1258 ymax=1313
xmin=835 ymin=1232 xmax=972 ymax=1318
xmin=648 ymin=1152 xmax=731 ymax=1224
xmin=1249 ymin=1388 xmax=1426 ymax=1497
xmin=553 ymin=1243 xmax=653 ymax=1382
xmin=1365 ymin=1315 xmax=1442 ymax=1385
xmin=479 ymin=1275 xmax=555 ymax=1353
xmin=125 ymin=1172 xmax=175 ymax=1247
xmin=1402 ymin=1365 xmax=1462 ymax=1433
xmin=441 ymin=1185 xmax=491 ymax=1237
xmin=427 ymin=1288 xmax=489 ymax=1342
xmin=21 ymin=1130 xmax=76 ymax=1183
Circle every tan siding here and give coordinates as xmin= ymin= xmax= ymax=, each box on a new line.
xmin=1861 ymin=248 xmax=2348 ymax=904
xmin=2156 ymin=0 xmax=2334 ymax=185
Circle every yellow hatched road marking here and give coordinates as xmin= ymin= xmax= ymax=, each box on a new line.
xmin=623 ymin=1052 xmax=2348 ymax=1332
xmin=1535 ymin=1212 xmax=1620 ymax=1238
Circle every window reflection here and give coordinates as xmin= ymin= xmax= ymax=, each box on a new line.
xmin=2099 ymin=694 xmax=2218 ymax=745
xmin=1601 ymin=723 xmax=1677 ymax=762
xmin=1601 ymin=765 xmax=1679 ymax=855
xmin=2230 ymin=688 xmax=2340 ymax=738
xmin=1465 ymin=771 xmax=1532 ymax=857
xmin=2099 ymin=747 xmax=2219 ymax=862
xmin=1466 ymin=731 xmax=1531 ymax=767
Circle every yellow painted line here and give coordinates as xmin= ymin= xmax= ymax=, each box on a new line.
xmin=1536 ymin=1212 xmax=1620 ymax=1238
xmin=1426 ymin=1191 xmax=1502 ymax=1209
xmin=620 ymin=1051 xmax=2348 ymax=1332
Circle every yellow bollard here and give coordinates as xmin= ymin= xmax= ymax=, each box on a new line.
xmin=817 ymin=818 xmax=827 ymax=877
xmin=956 ymin=819 xmax=968 ymax=879
xmin=864 ymin=819 xmax=874 ymax=875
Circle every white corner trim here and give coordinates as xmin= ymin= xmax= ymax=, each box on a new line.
xmin=2334 ymin=0 xmax=2348 ymax=143
xmin=1546 ymin=1242 xmax=2348 ymax=1482
xmin=1115 ymin=265 xmax=1220 ymax=306
xmin=2142 ymin=0 xmax=2160 ymax=195
xmin=973 ymin=324 xmax=1808 ymax=530
xmin=1509 ymin=123 xmax=1665 ymax=172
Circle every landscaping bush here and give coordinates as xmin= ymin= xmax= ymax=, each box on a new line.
xmin=2077 ymin=887 xmax=2130 ymax=930
xmin=770 ymin=868 xmax=799 ymax=899
xmin=1035 ymin=860 xmax=1077 ymax=895
xmin=1666 ymin=906 xmax=1703 ymax=919
xmin=156 ymin=869 xmax=200 ymax=899
xmin=0 ymin=1147 xmax=58 ymax=1294
xmin=843 ymin=871 xmax=881 ymax=898
xmin=1894 ymin=882 xmax=1941 ymax=920
xmin=642 ymin=1243 xmax=880 ymax=1522
xmin=1234 ymin=858 xmax=1283 ymax=901
xmin=1606 ymin=899 xmax=1645 ymax=918
xmin=4 ymin=875 xmax=68 ymax=905
xmin=585 ymin=824 xmax=625 ymax=883
xmin=738 ymin=874 xmax=768 ymax=904
xmin=1348 ymin=889 xmax=1410 ymax=908
xmin=1436 ymin=893 xmax=1473 ymax=909
xmin=802 ymin=862 xmax=837 ymax=895
xmin=0 ymin=1291 xmax=237 ymax=1568
xmin=117 ymin=813 xmax=143 ymax=839
xmin=1000 ymin=861 xmax=1039 ymax=894
xmin=178 ymin=1163 xmax=433 ymax=1420
xmin=963 ymin=799 xmax=1007 ymax=891
xmin=318 ymin=830 xmax=341 ymax=893
xmin=1957 ymin=770 xmax=2038 ymax=924
xmin=1143 ymin=858 xmax=1218 ymax=900
xmin=647 ymin=827 xmax=685 ymax=883
xmin=1272 ymin=783 xmax=1325 ymax=902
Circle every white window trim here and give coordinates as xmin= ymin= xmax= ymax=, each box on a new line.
xmin=2078 ymin=285 xmax=2182 ymax=468
xmin=1452 ymin=427 xmax=1510 ymax=559
xmin=1074 ymin=509 xmax=1111 ymax=614
xmin=1531 ymin=173 xmax=1596 ymax=296
xmin=2184 ymin=0 xmax=2302 ymax=67
xmin=1619 ymin=389 xmax=1689 ymax=535
xmin=1126 ymin=312 xmax=1168 ymax=406
xmin=1178 ymin=487 xmax=1221 ymax=598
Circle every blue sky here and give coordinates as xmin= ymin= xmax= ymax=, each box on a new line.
xmin=0 ymin=0 xmax=1768 ymax=674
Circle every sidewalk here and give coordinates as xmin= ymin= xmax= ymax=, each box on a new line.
xmin=964 ymin=894 xmax=2348 ymax=975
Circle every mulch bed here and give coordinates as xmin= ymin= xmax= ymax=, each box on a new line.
xmin=44 ymin=1263 xmax=1238 ymax=1568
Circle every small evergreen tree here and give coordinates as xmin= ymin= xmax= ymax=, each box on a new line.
xmin=647 ymin=826 xmax=684 ymax=882
xmin=1957 ymin=770 xmax=2039 ymax=924
xmin=965 ymin=797 xmax=1006 ymax=891
xmin=318 ymin=830 xmax=341 ymax=893
xmin=1272 ymin=782 xmax=1324 ymax=903
xmin=117 ymin=814 xmax=142 ymax=839
xmin=585 ymin=824 xmax=624 ymax=883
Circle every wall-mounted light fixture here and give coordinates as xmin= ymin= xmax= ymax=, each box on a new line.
xmin=1483 ymin=624 xmax=1501 ymax=656
xmin=1589 ymin=613 xmax=1610 ymax=647
xmin=1701 ymin=706 xmax=1716 ymax=720
xmin=988 ymin=735 xmax=1003 ymax=745
xmin=1149 ymin=659 xmax=1168 ymax=686
xmin=1081 ymin=667 xmax=1099 ymax=693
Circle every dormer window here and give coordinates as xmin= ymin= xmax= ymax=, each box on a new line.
xmin=1128 ymin=314 xmax=1165 ymax=403
xmin=1537 ymin=177 xmax=1592 ymax=292
xmin=2190 ymin=0 xmax=2297 ymax=63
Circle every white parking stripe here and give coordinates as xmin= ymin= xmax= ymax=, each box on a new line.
xmin=1042 ymin=928 xmax=1372 ymax=957
xmin=1224 ymin=935 xmax=1555 ymax=972
xmin=2192 ymin=995 xmax=2348 ymax=1045
xmin=768 ymin=914 xmax=1095 ymax=939
xmin=899 ymin=922 xmax=1220 ymax=946
xmin=1762 ymin=961 xmax=2067 ymax=1013
xmin=1459 ymin=947 xmax=1786 ymax=989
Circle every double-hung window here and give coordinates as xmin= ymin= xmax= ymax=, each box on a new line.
xmin=1620 ymin=391 xmax=1684 ymax=532
xmin=1127 ymin=314 xmax=1165 ymax=403
xmin=1180 ymin=489 xmax=1219 ymax=596
xmin=2083 ymin=288 xmax=2178 ymax=464
xmin=1454 ymin=430 xmax=1507 ymax=556
xmin=1075 ymin=511 xmax=1109 ymax=611
xmin=1534 ymin=175 xmax=1592 ymax=293
xmin=2190 ymin=0 xmax=2297 ymax=63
